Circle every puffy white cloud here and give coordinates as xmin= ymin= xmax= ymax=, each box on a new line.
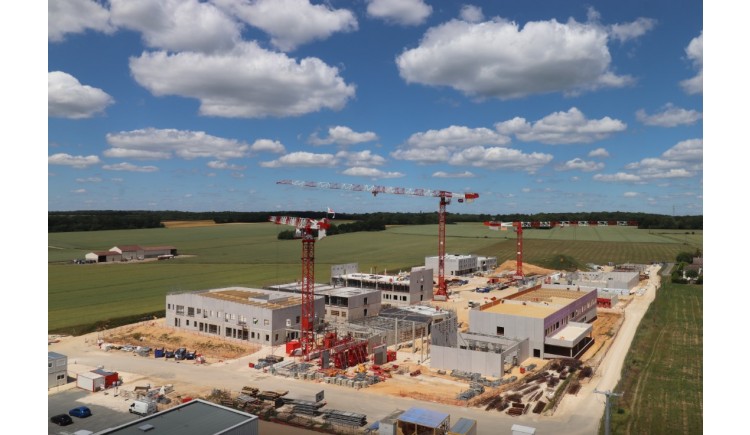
xmin=448 ymin=146 xmax=553 ymax=173
xmin=48 ymin=71 xmax=114 ymax=119
xmin=390 ymin=146 xmax=453 ymax=164
xmin=681 ymin=32 xmax=703 ymax=94
xmin=76 ymin=177 xmax=102 ymax=183
xmin=109 ymin=0 xmax=239 ymax=53
xmin=432 ymin=171 xmax=476 ymax=178
xmin=129 ymin=42 xmax=355 ymax=118
xmin=367 ymin=0 xmax=432 ymax=26
xmin=48 ymin=0 xmax=114 ymax=42
xmin=102 ymin=162 xmax=159 ymax=172
xmin=73 ymin=189 xmax=87 ymax=194
xmin=460 ymin=5 xmax=484 ymax=23
xmin=496 ymin=108 xmax=626 ymax=144
xmin=336 ymin=150 xmax=386 ymax=167
xmin=623 ymin=192 xmax=639 ymax=197
xmin=593 ymin=172 xmax=642 ymax=182
xmin=396 ymin=17 xmax=631 ymax=99
xmin=341 ymin=167 xmax=404 ymax=179
xmin=216 ymin=0 xmax=357 ymax=51
xmin=250 ymin=139 xmax=286 ymax=154
xmin=588 ymin=148 xmax=609 ymax=158
xmin=48 ymin=153 xmax=101 ymax=168
xmin=609 ymin=17 xmax=657 ymax=42
xmin=636 ymin=103 xmax=702 ymax=127
xmin=556 ymin=158 xmax=604 ymax=172
xmin=260 ymin=152 xmax=337 ymax=168
xmin=104 ymin=128 xmax=249 ymax=160
xmin=309 ymin=126 xmax=378 ymax=146
xmin=207 ymin=161 xmax=246 ymax=170
xmin=661 ymin=138 xmax=703 ymax=162
xmin=406 ymin=125 xmax=510 ymax=148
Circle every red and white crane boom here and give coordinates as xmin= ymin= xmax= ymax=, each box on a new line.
xmin=269 ymin=215 xmax=330 ymax=357
xmin=277 ymin=179 xmax=479 ymax=300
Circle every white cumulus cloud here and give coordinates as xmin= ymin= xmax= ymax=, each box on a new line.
xmin=109 ymin=0 xmax=240 ymax=53
xmin=48 ymin=153 xmax=101 ymax=168
xmin=396 ymin=17 xmax=631 ymax=100
xmin=207 ymin=161 xmax=246 ymax=170
xmin=597 ymin=138 xmax=702 ymax=183
xmin=460 ymin=5 xmax=484 ymax=23
xmin=589 ymin=148 xmax=610 ymax=158
xmin=496 ymin=108 xmax=626 ymax=144
xmin=432 ymin=171 xmax=475 ymax=178
xmin=342 ymin=167 xmax=404 ymax=179
xmin=556 ymin=158 xmax=604 ymax=172
xmin=309 ymin=126 xmax=378 ymax=146
xmin=104 ymin=128 xmax=249 ymax=160
xmin=593 ymin=172 xmax=642 ymax=182
xmin=623 ymin=192 xmax=639 ymax=197
xmin=448 ymin=146 xmax=553 ymax=173
xmin=391 ymin=147 xmax=454 ymax=164
xmin=366 ymin=0 xmax=432 ymax=26
xmin=250 ymin=139 xmax=286 ymax=154
xmin=260 ymin=152 xmax=338 ymax=168
xmin=102 ymin=162 xmax=159 ymax=172
xmin=336 ymin=150 xmax=386 ymax=167
xmin=216 ymin=0 xmax=357 ymax=51
xmin=680 ymin=32 xmax=703 ymax=94
xmin=129 ymin=41 xmax=355 ymax=118
xmin=49 ymin=0 xmax=115 ymax=42
xmin=636 ymin=103 xmax=702 ymax=127
xmin=48 ymin=71 xmax=114 ymax=119
xmin=406 ymin=125 xmax=510 ymax=148
xmin=609 ymin=17 xmax=657 ymax=42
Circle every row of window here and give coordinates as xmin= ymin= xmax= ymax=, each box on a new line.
xmin=168 ymin=304 xmax=278 ymax=326
xmin=383 ymin=293 xmax=409 ymax=301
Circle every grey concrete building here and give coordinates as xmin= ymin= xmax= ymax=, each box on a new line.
xmin=166 ymin=287 xmax=325 ymax=346
xmin=564 ymin=270 xmax=640 ymax=295
xmin=331 ymin=264 xmax=434 ymax=306
xmin=425 ymin=254 xmax=497 ymax=278
xmin=94 ymin=399 xmax=258 ymax=435
xmin=48 ymin=351 xmax=67 ymax=389
xmin=267 ymin=282 xmax=381 ymax=323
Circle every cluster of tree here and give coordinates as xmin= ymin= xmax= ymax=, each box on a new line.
xmin=671 ymin=249 xmax=703 ymax=284
xmin=48 ymin=210 xmax=702 ymax=233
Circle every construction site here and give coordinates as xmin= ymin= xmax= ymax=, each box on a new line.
xmin=53 ymin=180 xmax=657 ymax=434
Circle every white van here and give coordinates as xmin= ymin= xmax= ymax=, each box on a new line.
xmin=129 ymin=399 xmax=157 ymax=416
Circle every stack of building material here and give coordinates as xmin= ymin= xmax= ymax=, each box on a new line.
xmin=323 ymin=409 xmax=367 ymax=427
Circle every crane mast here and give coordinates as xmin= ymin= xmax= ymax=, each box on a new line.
xmin=269 ymin=215 xmax=329 ymax=357
xmin=277 ymin=180 xmax=478 ymax=300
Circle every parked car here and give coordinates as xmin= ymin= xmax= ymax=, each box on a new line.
xmin=69 ymin=406 xmax=92 ymax=418
xmin=51 ymin=414 xmax=73 ymax=426
xmin=165 ymin=350 xmax=175 ymax=358
xmin=174 ymin=347 xmax=187 ymax=360
xmin=185 ymin=351 xmax=196 ymax=360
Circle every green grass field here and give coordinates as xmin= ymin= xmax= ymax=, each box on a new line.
xmin=48 ymin=223 xmax=702 ymax=333
xmin=604 ymin=282 xmax=703 ymax=434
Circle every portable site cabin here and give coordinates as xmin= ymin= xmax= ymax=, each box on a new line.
xmin=92 ymin=369 xmax=119 ymax=388
xmin=77 ymin=371 xmax=105 ymax=392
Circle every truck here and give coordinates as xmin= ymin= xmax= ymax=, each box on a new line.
xmin=129 ymin=399 xmax=157 ymax=416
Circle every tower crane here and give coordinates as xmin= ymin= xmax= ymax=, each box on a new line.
xmin=484 ymin=220 xmax=639 ymax=280
xmin=269 ymin=215 xmax=330 ymax=357
xmin=276 ymin=180 xmax=479 ymax=300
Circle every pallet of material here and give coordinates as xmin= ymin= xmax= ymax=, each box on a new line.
xmin=506 ymin=407 xmax=524 ymax=416
xmin=532 ymin=401 xmax=546 ymax=414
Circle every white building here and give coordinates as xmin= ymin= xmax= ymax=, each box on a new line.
xmin=267 ymin=282 xmax=381 ymax=323
xmin=331 ymin=263 xmax=433 ymax=306
xmin=425 ymin=254 xmax=497 ymax=278
xmin=166 ymin=287 xmax=325 ymax=346
xmin=48 ymin=351 xmax=67 ymax=389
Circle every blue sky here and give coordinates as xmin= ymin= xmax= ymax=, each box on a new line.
xmin=47 ymin=0 xmax=703 ymax=215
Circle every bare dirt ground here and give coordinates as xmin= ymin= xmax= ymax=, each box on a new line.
xmin=492 ymin=260 xmax=558 ymax=276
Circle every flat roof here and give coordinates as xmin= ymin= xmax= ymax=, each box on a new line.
xmin=483 ymin=287 xmax=593 ymax=318
xmin=96 ymin=399 xmax=257 ymax=434
xmin=450 ymin=418 xmax=477 ymax=434
xmin=199 ymin=287 xmax=305 ymax=310
xmin=267 ymin=283 xmax=378 ymax=298
xmin=549 ymin=323 xmax=592 ymax=341
xmin=482 ymin=302 xmax=556 ymax=318
xmin=337 ymin=273 xmax=412 ymax=284
xmin=48 ymin=351 xmax=66 ymax=359
xmin=398 ymin=407 xmax=449 ymax=428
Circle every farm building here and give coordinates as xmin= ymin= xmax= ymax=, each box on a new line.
xmin=166 ymin=287 xmax=325 ymax=346
xmin=77 ymin=371 xmax=105 ymax=392
xmin=84 ymin=250 xmax=122 ymax=263
xmin=331 ymin=263 xmax=434 ymax=307
xmin=96 ymin=398 xmax=259 ymax=435
xmin=425 ymin=254 xmax=497 ymax=278
xmin=48 ymin=351 xmax=67 ymax=389
xmin=431 ymin=286 xmax=596 ymax=377
xmin=267 ymin=282 xmax=381 ymax=323
xmin=112 ymin=245 xmax=178 ymax=260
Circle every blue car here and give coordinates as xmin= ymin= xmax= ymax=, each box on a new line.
xmin=68 ymin=406 xmax=92 ymax=418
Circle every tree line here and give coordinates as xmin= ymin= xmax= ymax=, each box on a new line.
xmin=48 ymin=210 xmax=702 ymax=233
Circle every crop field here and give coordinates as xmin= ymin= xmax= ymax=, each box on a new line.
xmin=48 ymin=223 xmax=702 ymax=333
xmin=605 ymin=282 xmax=703 ymax=434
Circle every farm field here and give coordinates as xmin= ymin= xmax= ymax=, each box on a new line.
xmin=605 ymin=282 xmax=703 ymax=434
xmin=48 ymin=223 xmax=702 ymax=333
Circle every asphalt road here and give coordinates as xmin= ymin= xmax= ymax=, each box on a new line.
xmin=48 ymin=264 xmax=663 ymax=435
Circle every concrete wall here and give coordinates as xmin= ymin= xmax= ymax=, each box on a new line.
xmin=331 ymin=263 xmax=358 ymax=277
xmin=166 ymin=290 xmax=325 ymax=346
xmin=470 ymin=309 xmax=545 ymax=357
xmin=426 ymin=256 xmax=477 ymax=277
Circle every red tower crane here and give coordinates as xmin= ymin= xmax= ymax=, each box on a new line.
xmin=269 ymin=215 xmax=330 ymax=357
xmin=276 ymin=180 xmax=479 ymax=300
xmin=484 ymin=220 xmax=639 ymax=280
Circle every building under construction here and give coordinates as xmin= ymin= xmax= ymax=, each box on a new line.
xmin=267 ymin=282 xmax=382 ymax=323
xmin=425 ymin=254 xmax=497 ymax=278
xmin=331 ymin=263 xmax=434 ymax=306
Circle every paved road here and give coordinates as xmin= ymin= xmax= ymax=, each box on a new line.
xmin=49 ymin=264 xmax=662 ymax=435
